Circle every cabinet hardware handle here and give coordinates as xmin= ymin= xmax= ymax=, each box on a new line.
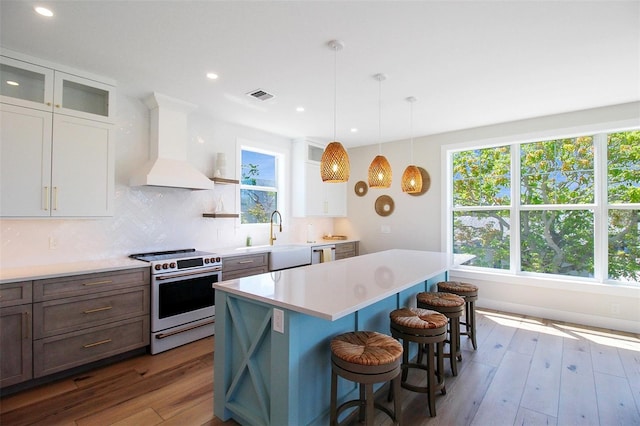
xmin=53 ymin=187 xmax=58 ymax=210
xmin=23 ymin=311 xmax=30 ymax=340
xmin=238 ymin=260 xmax=254 ymax=264
xmin=46 ymin=102 xmax=52 ymax=106
xmin=44 ymin=186 xmax=50 ymax=210
xmin=83 ymin=280 xmax=113 ymax=286
xmin=83 ymin=339 xmax=112 ymax=348
xmin=83 ymin=306 xmax=112 ymax=314
xmin=55 ymin=104 xmax=61 ymax=108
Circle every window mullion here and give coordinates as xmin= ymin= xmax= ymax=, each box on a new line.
xmin=594 ymin=133 xmax=607 ymax=283
xmin=512 ymin=143 xmax=520 ymax=274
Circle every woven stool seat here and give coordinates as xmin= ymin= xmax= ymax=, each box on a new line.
xmin=390 ymin=307 xmax=448 ymax=330
xmin=437 ymin=281 xmax=478 ymax=294
xmin=417 ymin=292 xmax=465 ymax=376
xmin=437 ymin=281 xmax=479 ymax=351
xmin=389 ymin=308 xmax=447 ymax=417
xmin=331 ymin=331 xmax=403 ymax=366
xmin=330 ymin=331 xmax=403 ymax=426
xmin=417 ymin=292 xmax=464 ymax=308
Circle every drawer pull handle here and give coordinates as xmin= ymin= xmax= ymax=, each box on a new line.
xmin=156 ymin=319 xmax=215 ymax=339
xmin=83 ymin=339 xmax=112 ymax=348
xmin=83 ymin=306 xmax=112 ymax=314
xmin=238 ymin=260 xmax=254 ymax=264
xmin=23 ymin=311 xmax=30 ymax=340
xmin=83 ymin=280 xmax=113 ymax=286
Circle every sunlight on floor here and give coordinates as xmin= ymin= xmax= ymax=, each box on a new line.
xmin=477 ymin=309 xmax=640 ymax=350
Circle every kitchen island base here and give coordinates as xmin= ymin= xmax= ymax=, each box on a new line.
xmin=214 ymin=273 xmax=446 ymax=425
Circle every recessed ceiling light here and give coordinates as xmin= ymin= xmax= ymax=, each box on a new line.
xmin=296 ymin=107 xmax=305 ymax=112
xmin=34 ymin=6 xmax=53 ymax=17
xmin=206 ymin=73 xmax=219 ymax=80
xmin=350 ymin=128 xmax=358 ymax=133
xmin=6 ymin=80 xmax=19 ymax=86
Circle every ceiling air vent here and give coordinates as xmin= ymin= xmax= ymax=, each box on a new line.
xmin=247 ymin=89 xmax=275 ymax=101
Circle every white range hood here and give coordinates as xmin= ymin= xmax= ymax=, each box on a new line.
xmin=130 ymin=92 xmax=215 ymax=190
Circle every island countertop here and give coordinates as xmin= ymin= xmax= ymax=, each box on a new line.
xmin=213 ymin=249 xmax=470 ymax=321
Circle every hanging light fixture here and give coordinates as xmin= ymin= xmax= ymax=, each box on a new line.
xmin=368 ymin=73 xmax=392 ymax=188
xmin=320 ymin=40 xmax=350 ymax=183
xmin=401 ymin=96 xmax=423 ymax=193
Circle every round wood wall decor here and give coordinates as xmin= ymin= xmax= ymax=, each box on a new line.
xmin=375 ymin=195 xmax=394 ymax=216
xmin=354 ymin=181 xmax=368 ymax=197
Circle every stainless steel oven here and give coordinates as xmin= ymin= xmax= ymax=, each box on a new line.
xmin=130 ymin=249 xmax=221 ymax=354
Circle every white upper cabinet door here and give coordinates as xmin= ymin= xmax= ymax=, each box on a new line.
xmin=291 ymin=139 xmax=347 ymax=217
xmin=53 ymin=72 xmax=114 ymax=123
xmin=51 ymin=114 xmax=114 ymax=217
xmin=0 ymin=57 xmax=54 ymax=112
xmin=0 ymin=104 xmax=53 ymax=217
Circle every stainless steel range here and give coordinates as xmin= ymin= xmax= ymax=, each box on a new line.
xmin=130 ymin=249 xmax=221 ymax=354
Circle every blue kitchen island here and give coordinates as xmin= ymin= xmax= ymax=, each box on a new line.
xmin=213 ymin=249 xmax=469 ymax=426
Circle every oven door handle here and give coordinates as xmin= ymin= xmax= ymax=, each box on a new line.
xmin=155 ymin=268 xmax=221 ymax=281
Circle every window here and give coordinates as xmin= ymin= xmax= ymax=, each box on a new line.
xmin=240 ymin=148 xmax=279 ymax=224
xmin=450 ymin=130 xmax=640 ymax=285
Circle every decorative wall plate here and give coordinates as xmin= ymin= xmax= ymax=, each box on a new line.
xmin=375 ymin=195 xmax=394 ymax=216
xmin=354 ymin=180 xmax=368 ymax=197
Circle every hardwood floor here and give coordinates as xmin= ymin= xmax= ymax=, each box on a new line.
xmin=1 ymin=309 xmax=638 ymax=425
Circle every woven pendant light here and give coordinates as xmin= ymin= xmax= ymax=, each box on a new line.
xmin=321 ymin=40 xmax=350 ymax=183
xmin=401 ymin=96 xmax=423 ymax=193
xmin=368 ymin=73 xmax=392 ymax=188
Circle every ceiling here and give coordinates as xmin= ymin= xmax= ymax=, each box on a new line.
xmin=1 ymin=1 xmax=638 ymax=148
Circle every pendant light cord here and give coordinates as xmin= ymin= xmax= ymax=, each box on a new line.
xmin=378 ymin=76 xmax=382 ymax=154
xmin=333 ymin=45 xmax=337 ymax=142
xmin=410 ymin=99 xmax=414 ymax=164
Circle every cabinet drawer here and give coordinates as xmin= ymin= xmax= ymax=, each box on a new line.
xmin=0 ymin=281 xmax=32 ymax=308
xmin=33 ymin=316 xmax=149 ymax=378
xmin=34 ymin=267 xmax=150 ymax=301
xmin=33 ymin=286 xmax=149 ymax=339
xmin=335 ymin=242 xmax=358 ymax=260
xmin=222 ymin=253 xmax=268 ymax=273
xmin=222 ymin=266 xmax=269 ymax=280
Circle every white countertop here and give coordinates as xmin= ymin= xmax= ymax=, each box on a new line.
xmin=0 ymin=258 xmax=149 ymax=283
xmin=213 ymin=239 xmax=358 ymax=258
xmin=213 ymin=249 xmax=471 ymax=321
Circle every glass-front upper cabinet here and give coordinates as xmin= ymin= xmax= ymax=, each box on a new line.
xmin=0 ymin=56 xmax=114 ymax=122
xmin=0 ymin=57 xmax=53 ymax=112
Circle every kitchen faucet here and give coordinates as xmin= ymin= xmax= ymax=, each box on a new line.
xmin=270 ymin=210 xmax=282 ymax=245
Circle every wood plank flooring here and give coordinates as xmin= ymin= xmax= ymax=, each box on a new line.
xmin=1 ymin=308 xmax=638 ymax=425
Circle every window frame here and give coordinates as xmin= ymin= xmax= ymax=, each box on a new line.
xmin=238 ymin=141 xmax=286 ymax=226
xmin=446 ymin=129 xmax=640 ymax=286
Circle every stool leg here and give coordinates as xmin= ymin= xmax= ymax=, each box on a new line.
xmin=426 ymin=342 xmax=436 ymax=417
xmin=450 ymin=316 xmax=460 ymax=376
xmin=359 ymin=384 xmax=366 ymax=422
xmin=365 ymin=383 xmax=375 ymax=426
xmin=469 ymin=301 xmax=477 ymax=350
xmin=393 ymin=373 xmax=402 ymax=425
xmin=437 ymin=341 xmax=446 ymax=395
xmin=330 ymin=368 xmax=338 ymax=426
xmin=402 ymin=340 xmax=410 ymax=382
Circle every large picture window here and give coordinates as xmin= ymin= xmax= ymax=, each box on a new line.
xmin=450 ymin=130 xmax=640 ymax=285
xmin=240 ymin=148 xmax=279 ymax=224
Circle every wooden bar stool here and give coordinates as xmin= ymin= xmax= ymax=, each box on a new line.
xmin=416 ymin=292 xmax=465 ymax=376
xmin=389 ymin=307 xmax=447 ymax=417
xmin=437 ymin=281 xmax=479 ymax=350
xmin=330 ymin=331 xmax=403 ymax=426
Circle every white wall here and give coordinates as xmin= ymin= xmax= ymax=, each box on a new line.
xmin=337 ymin=102 xmax=640 ymax=333
xmin=0 ymin=94 xmax=333 ymax=268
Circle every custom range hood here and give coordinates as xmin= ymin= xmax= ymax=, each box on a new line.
xmin=130 ymin=92 xmax=215 ymax=190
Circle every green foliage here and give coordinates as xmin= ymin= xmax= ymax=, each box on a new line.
xmin=240 ymin=162 xmax=276 ymax=224
xmin=452 ymin=131 xmax=640 ymax=283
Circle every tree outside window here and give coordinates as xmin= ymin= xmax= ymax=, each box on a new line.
xmin=451 ymin=130 xmax=640 ymax=284
xmin=240 ymin=149 xmax=278 ymax=224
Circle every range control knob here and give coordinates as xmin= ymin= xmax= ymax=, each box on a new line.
xmin=154 ymin=264 xmax=162 ymax=271
xmin=204 ymin=258 xmax=210 ymax=264
xmin=162 ymin=263 xmax=169 ymax=269
xmin=170 ymin=262 xmax=176 ymax=268
xmin=216 ymin=257 xmax=221 ymax=263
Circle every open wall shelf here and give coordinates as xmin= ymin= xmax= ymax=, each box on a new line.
xmin=202 ymin=213 xmax=239 ymax=218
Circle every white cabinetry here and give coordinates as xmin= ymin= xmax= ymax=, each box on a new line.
xmin=292 ymin=139 xmax=347 ymax=217
xmin=0 ymin=54 xmax=114 ymax=217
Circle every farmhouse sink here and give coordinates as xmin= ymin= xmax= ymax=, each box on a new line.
xmin=268 ymin=244 xmax=311 ymax=271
